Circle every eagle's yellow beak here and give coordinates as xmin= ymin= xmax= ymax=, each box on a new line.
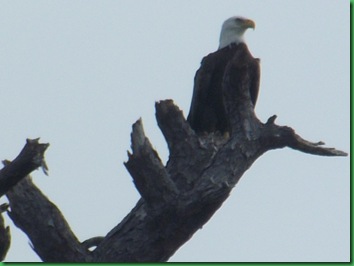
xmin=243 ymin=19 xmax=256 ymax=30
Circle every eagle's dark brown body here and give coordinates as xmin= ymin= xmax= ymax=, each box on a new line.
xmin=187 ymin=42 xmax=260 ymax=134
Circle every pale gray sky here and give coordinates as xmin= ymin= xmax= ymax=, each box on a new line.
xmin=0 ymin=0 xmax=349 ymax=262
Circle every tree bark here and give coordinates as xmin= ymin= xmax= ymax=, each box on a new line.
xmin=3 ymin=58 xmax=347 ymax=261
xmin=0 ymin=204 xmax=10 ymax=261
xmin=6 ymin=177 xmax=91 ymax=262
xmin=0 ymin=138 xmax=49 ymax=261
xmin=0 ymin=138 xmax=49 ymax=198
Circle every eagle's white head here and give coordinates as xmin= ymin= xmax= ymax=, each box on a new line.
xmin=218 ymin=16 xmax=255 ymax=50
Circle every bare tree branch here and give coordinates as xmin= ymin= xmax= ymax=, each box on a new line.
xmin=125 ymin=119 xmax=179 ymax=206
xmin=0 ymin=138 xmax=49 ymax=261
xmin=260 ymin=117 xmax=347 ymax=156
xmin=6 ymin=177 xmax=92 ymax=262
xmin=0 ymin=204 xmax=10 ymax=261
xmin=0 ymin=138 xmax=49 ymax=198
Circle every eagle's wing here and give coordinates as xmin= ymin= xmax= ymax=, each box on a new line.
xmin=187 ymin=56 xmax=214 ymax=132
xmin=249 ymin=58 xmax=261 ymax=107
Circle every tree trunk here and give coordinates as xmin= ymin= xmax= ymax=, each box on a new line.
xmin=2 ymin=57 xmax=347 ymax=261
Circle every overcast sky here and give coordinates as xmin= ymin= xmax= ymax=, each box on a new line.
xmin=0 ymin=0 xmax=349 ymax=262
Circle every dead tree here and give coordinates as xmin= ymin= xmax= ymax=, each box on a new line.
xmin=1 ymin=57 xmax=347 ymax=261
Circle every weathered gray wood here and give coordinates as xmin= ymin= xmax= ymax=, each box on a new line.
xmin=3 ymin=52 xmax=346 ymax=261
xmin=0 ymin=138 xmax=49 ymax=198
xmin=6 ymin=177 xmax=92 ymax=262
xmin=0 ymin=138 xmax=49 ymax=261
xmin=0 ymin=204 xmax=10 ymax=261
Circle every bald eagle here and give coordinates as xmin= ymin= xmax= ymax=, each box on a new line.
xmin=187 ymin=16 xmax=260 ymax=135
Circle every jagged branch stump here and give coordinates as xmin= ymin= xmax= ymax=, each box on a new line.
xmin=0 ymin=138 xmax=49 ymax=261
xmin=0 ymin=138 xmax=49 ymax=198
xmin=4 ymin=56 xmax=346 ymax=261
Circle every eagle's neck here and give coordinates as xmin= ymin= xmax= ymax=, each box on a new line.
xmin=218 ymin=29 xmax=245 ymax=50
